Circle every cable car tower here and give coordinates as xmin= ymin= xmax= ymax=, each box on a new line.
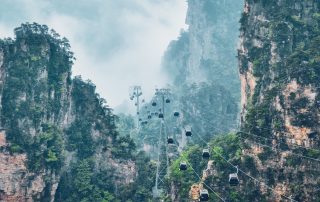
xmin=129 ymin=86 xmax=143 ymax=128
xmin=153 ymin=88 xmax=172 ymax=198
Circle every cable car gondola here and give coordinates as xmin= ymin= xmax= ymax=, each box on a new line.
xmin=173 ymin=111 xmax=180 ymax=117
xmin=167 ymin=137 xmax=174 ymax=144
xmin=200 ymin=189 xmax=209 ymax=201
xmin=185 ymin=126 xmax=192 ymax=136
xmin=202 ymin=149 xmax=210 ymax=158
xmin=229 ymin=166 xmax=239 ymax=186
xmin=159 ymin=113 xmax=164 ymax=118
xmin=179 ymin=162 xmax=187 ymax=171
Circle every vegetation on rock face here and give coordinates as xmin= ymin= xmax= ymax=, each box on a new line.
xmin=1 ymin=22 xmax=73 ymax=173
xmin=237 ymin=0 xmax=320 ymax=201
xmin=0 ymin=23 xmax=155 ymax=202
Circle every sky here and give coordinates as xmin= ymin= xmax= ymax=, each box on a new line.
xmin=0 ymin=0 xmax=188 ymax=113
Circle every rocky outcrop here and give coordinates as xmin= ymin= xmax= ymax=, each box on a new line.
xmin=0 ymin=132 xmax=60 ymax=202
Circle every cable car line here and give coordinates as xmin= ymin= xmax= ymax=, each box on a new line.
xmin=237 ymin=135 xmax=320 ymax=163
xmin=237 ymin=131 xmax=320 ymax=153
xmin=187 ymin=161 xmax=226 ymax=202
xmin=195 ymin=125 xmax=320 ymax=164
xmin=210 ymin=148 xmax=298 ymax=202
xmin=191 ymin=128 xmax=299 ymax=201
xmin=179 ymin=150 xmax=226 ymax=202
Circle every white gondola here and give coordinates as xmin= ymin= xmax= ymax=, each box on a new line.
xmin=179 ymin=161 xmax=187 ymax=171
xmin=185 ymin=126 xmax=192 ymax=136
xmin=229 ymin=166 xmax=239 ymax=186
xmin=200 ymin=189 xmax=209 ymax=201
xmin=202 ymin=149 xmax=210 ymax=158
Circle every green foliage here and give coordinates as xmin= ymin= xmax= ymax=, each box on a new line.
xmin=28 ymin=124 xmax=65 ymax=172
xmin=8 ymin=143 xmax=23 ymax=154
xmin=112 ymin=135 xmax=136 ymax=159
xmin=169 ymin=145 xmax=211 ymax=200
xmin=66 ymin=120 xmax=95 ymax=159
xmin=74 ymin=159 xmax=94 ymax=197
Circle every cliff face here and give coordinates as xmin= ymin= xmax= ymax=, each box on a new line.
xmin=159 ymin=0 xmax=243 ymax=145
xmin=239 ymin=0 xmax=320 ymax=200
xmin=163 ymin=0 xmax=243 ymax=96
xmin=0 ymin=23 xmax=137 ymax=202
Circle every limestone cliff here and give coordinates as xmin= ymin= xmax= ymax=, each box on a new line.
xmin=159 ymin=0 xmax=243 ymax=145
xmin=163 ymin=0 xmax=243 ymax=96
xmin=238 ymin=0 xmax=320 ymax=201
xmin=0 ymin=23 xmax=138 ymax=202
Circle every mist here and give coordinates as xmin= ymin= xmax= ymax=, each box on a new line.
xmin=0 ymin=0 xmax=187 ymax=112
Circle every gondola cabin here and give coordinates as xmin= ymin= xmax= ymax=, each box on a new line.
xmin=179 ymin=162 xmax=187 ymax=171
xmin=167 ymin=137 xmax=174 ymax=144
xmin=202 ymin=149 xmax=210 ymax=158
xmin=229 ymin=173 xmax=239 ymax=186
xmin=159 ymin=113 xmax=164 ymax=118
xmin=200 ymin=189 xmax=209 ymax=201
xmin=185 ymin=128 xmax=192 ymax=136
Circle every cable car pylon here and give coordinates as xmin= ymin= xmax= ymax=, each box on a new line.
xmin=129 ymin=86 xmax=143 ymax=129
xmin=153 ymin=88 xmax=172 ymax=199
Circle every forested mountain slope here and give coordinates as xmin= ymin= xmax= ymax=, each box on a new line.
xmin=0 ymin=23 xmax=153 ymax=202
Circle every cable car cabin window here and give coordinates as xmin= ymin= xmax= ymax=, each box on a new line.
xmin=229 ymin=173 xmax=239 ymax=186
xmin=167 ymin=137 xmax=174 ymax=144
xmin=179 ymin=162 xmax=187 ymax=170
xmin=158 ymin=113 xmax=164 ymax=118
xmin=200 ymin=189 xmax=209 ymax=201
xmin=174 ymin=112 xmax=180 ymax=117
xmin=202 ymin=149 xmax=210 ymax=158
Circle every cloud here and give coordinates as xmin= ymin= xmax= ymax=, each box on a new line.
xmin=0 ymin=0 xmax=187 ymax=112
